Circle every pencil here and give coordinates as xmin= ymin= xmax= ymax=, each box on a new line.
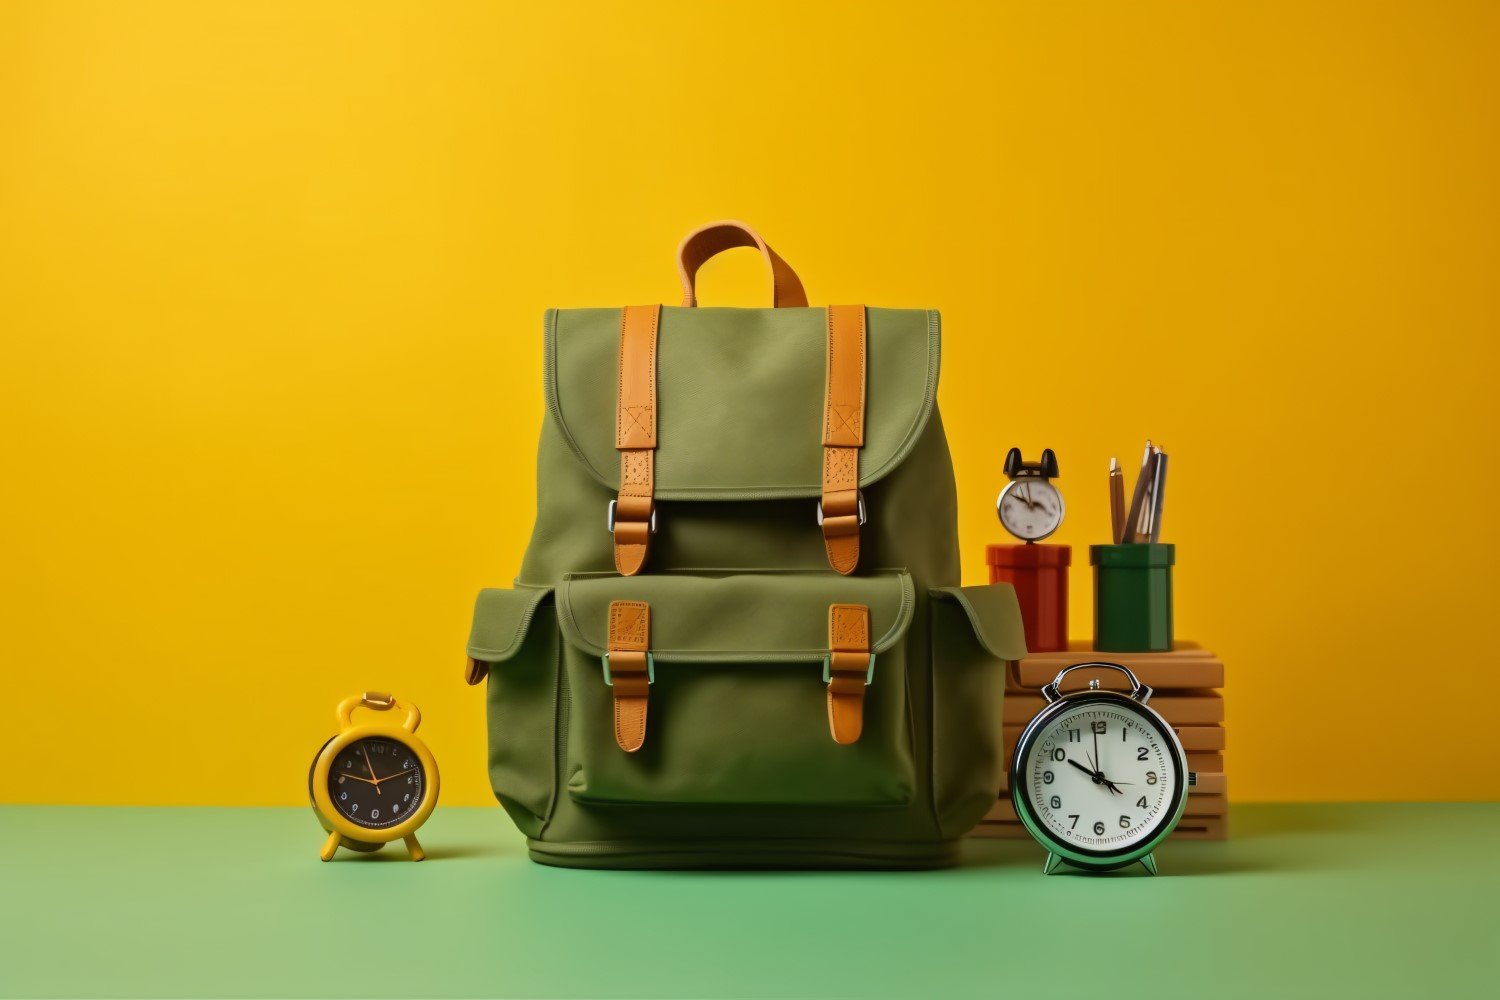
xmin=1109 ymin=457 xmax=1125 ymax=544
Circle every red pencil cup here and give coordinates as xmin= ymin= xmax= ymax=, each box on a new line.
xmin=986 ymin=544 xmax=1070 ymax=653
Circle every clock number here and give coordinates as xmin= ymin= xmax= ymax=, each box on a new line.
xmin=1068 ymin=729 xmax=1080 ymax=743
xmin=339 ymin=791 xmax=347 ymax=801
xmin=1122 ymin=726 xmax=1127 ymax=742
xmin=370 ymin=809 xmax=380 ymax=819
xmin=350 ymin=802 xmax=359 ymax=813
xmin=1091 ymin=720 xmax=1106 ymax=735
xmin=1092 ymin=821 xmax=1105 ymax=836
xmin=1119 ymin=815 xmax=1131 ymax=829
xmin=1052 ymin=748 xmax=1066 ymax=762
xmin=1050 ymin=795 xmax=1061 ymax=810
xmin=1136 ymin=795 xmax=1148 ymax=809
xmin=1137 ymin=747 xmax=1149 ymax=761
xmin=1042 ymin=770 xmax=1054 ymax=784
xmin=1068 ymin=815 xmax=1079 ymax=829
xmin=1146 ymin=771 xmax=1158 ymax=785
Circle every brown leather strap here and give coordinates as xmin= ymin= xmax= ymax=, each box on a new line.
xmin=607 ymin=600 xmax=652 ymax=752
xmin=820 ymin=304 xmax=866 ymax=575
xmin=677 ymin=220 xmax=808 ymax=308
xmin=826 ymin=603 xmax=870 ymax=745
xmin=614 ymin=304 xmax=660 ymax=576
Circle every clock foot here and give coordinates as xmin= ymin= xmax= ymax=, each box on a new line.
xmin=1043 ymin=853 xmax=1064 ymax=875
xmin=320 ymin=830 xmax=342 ymax=862
xmin=1139 ymin=853 xmax=1158 ymax=876
xmin=404 ymin=833 xmax=426 ymax=862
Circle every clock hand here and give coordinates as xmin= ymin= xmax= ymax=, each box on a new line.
xmin=1067 ymin=759 xmax=1102 ymax=784
xmin=361 ymin=746 xmax=383 ymax=795
xmin=337 ymin=772 xmax=379 ymax=785
xmin=371 ymin=768 xmax=415 ymax=785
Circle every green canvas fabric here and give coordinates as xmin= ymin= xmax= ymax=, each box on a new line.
xmin=467 ymin=305 xmax=1026 ymax=868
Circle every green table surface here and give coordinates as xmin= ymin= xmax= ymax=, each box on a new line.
xmin=1 ymin=804 xmax=1494 ymax=999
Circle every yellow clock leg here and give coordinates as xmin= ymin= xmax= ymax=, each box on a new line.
xmin=320 ymin=830 xmax=342 ymax=862
xmin=403 ymin=833 xmax=425 ymax=862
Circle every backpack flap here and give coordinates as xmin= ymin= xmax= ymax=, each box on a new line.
xmin=545 ymin=306 xmax=939 ymax=501
xmin=465 ymin=585 xmax=554 ymax=685
xmin=556 ymin=569 xmax=913 ymax=660
xmin=929 ymin=584 xmax=1028 ymax=661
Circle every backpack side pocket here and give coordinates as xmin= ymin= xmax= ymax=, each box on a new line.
xmin=929 ymin=584 xmax=1026 ymax=838
xmin=467 ymin=585 xmax=557 ymax=837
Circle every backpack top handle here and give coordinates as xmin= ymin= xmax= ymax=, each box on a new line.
xmin=676 ymin=220 xmax=809 ymax=308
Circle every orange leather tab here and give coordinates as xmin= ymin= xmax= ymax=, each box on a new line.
xmin=614 ymin=305 xmax=661 ymax=576
xmin=826 ymin=603 xmax=870 ymax=745
xmin=677 ymin=220 xmax=809 ymax=308
xmin=607 ymin=600 xmax=652 ymax=753
xmin=465 ymin=656 xmax=488 ymax=686
xmin=821 ymin=305 xmax=867 ymax=575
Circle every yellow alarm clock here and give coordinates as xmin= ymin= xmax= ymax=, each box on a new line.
xmin=308 ymin=692 xmax=439 ymax=862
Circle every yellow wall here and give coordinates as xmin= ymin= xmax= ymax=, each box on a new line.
xmin=3 ymin=1 xmax=1496 ymax=805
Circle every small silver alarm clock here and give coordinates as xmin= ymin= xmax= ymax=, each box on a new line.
xmin=996 ymin=447 xmax=1064 ymax=543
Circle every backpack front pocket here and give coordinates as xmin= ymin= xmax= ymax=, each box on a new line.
xmin=555 ymin=570 xmax=916 ymax=807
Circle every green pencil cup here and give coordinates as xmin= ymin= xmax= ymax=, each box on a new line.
xmin=1091 ymin=543 xmax=1175 ymax=652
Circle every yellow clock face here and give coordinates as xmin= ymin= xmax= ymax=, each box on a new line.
xmin=327 ymin=737 xmax=427 ymax=830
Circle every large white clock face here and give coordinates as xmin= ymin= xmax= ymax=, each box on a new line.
xmin=1022 ymin=701 xmax=1179 ymax=852
xmin=998 ymin=479 xmax=1064 ymax=541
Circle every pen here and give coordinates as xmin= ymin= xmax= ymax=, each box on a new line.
xmin=1148 ymin=448 xmax=1168 ymax=542
xmin=1122 ymin=444 xmax=1154 ymax=543
xmin=1109 ymin=457 xmax=1125 ymax=544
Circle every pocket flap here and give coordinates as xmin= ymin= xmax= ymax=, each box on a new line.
xmin=557 ymin=569 xmax=914 ymax=662
xmin=467 ymin=585 xmax=554 ymax=673
xmin=930 ymin=584 xmax=1027 ymax=660
xmin=546 ymin=307 xmax=939 ymax=499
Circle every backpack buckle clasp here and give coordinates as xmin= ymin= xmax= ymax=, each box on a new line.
xmin=822 ymin=653 xmax=876 ymax=685
xmin=815 ymin=491 xmax=866 ymax=527
xmin=601 ymin=652 xmax=655 ymax=687
xmin=607 ymin=499 xmax=658 ymax=534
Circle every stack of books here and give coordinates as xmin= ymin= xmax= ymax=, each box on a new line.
xmin=970 ymin=643 xmax=1227 ymax=840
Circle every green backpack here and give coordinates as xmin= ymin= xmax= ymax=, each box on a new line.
xmin=465 ymin=221 xmax=1026 ymax=868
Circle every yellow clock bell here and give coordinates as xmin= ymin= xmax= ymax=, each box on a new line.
xmin=308 ymin=692 xmax=439 ymax=862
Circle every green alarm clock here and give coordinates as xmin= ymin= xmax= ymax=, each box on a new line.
xmin=1010 ymin=662 xmax=1196 ymax=875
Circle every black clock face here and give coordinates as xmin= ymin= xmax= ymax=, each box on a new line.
xmin=326 ymin=737 xmax=425 ymax=830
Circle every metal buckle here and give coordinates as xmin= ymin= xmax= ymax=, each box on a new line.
xmin=606 ymin=500 xmax=658 ymax=534
xmin=601 ymin=652 xmax=655 ymax=687
xmin=815 ymin=491 xmax=867 ymax=527
xmin=822 ymin=653 xmax=876 ymax=685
